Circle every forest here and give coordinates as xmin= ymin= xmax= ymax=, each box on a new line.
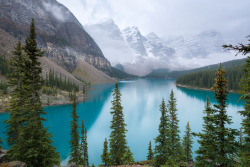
xmin=176 ymin=65 xmax=243 ymax=91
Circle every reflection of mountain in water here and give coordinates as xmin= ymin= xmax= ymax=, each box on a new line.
xmin=176 ymin=86 xmax=243 ymax=107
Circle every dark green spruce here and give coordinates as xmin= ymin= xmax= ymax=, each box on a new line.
xmin=154 ymin=98 xmax=170 ymax=167
xmin=182 ymin=122 xmax=193 ymax=163
xmin=69 ymin=95 xmax=81 ymax=164
xmin=6 ymin=41 xmax=26 ymax=146
xmin=167 ymin=90 xmax=183 ymax=163
xmin=80 ymin=120 xmax=89 ymax=167
xmin=223 ymin=37 xmax=250 ymax=166
xmin=195 ymin=97 xmax=217 ymax=167
xmin=109 ymin=82 xmax=128 ymax=165
xmin=211 ymin=65 xmax=239 ymax=166
xmin=7 ymin=19 xmax=60 ymax=167
xmin=101 ymin=138 xmax=110 ymax=166
xmin=147 ymin=141 xmax=153 ymax=160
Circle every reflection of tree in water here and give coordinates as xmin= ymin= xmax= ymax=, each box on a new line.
xmin=176 ymin=86 xmax=243 ymax=107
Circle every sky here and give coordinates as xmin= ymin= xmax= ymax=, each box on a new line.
xmin=57 ymin=0 xmax=250 ymax=44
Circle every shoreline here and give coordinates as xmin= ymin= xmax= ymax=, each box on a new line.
xmin=175 ymin=83 xmax=239 ymax=94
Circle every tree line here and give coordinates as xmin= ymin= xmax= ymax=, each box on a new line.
xmin=176 ymin=65 xmax=243 ymax=91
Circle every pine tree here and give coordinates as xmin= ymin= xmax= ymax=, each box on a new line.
xmin=182 ymin=122 xmax=193 ymax=163
xmin=6 ymin=41 xmax=26 ymax=145
xmin=69 ymin=95 xmax=81 ymax=164
xmin=224 ymin=38 xmax=250 ymax=166
xmin=109 ymin=82 xmax=128 ymax=165
xmin=147 ymin=141 xmax=153 ymax=160
xmin=154 ymin=98 xmax=170 ymax=167
xmin=79 ymin=120 xmax=89 ymax=167
xmin=101 ymin=138 xmax=110 ymax=166
xmin=122 ymin=146 xmax=134 ymax=164
xmin=83 ymin=127 xmax=89 ymax=167
xmin=195 ymin=97 xmax=217 ymax=167
xmin=7 ymin=19 xmax=60 ymax=167
xmin=167 ymin=90 xmax=182 ymax=163
xmin=211 ymin=65 xmax=239 ymax=166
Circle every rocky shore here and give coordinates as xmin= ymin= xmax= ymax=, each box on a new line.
xmin=176 ymin=84 xmax=238 ymax=93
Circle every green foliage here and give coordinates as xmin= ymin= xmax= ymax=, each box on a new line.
xmin=167 ymin=90 xmax=183 ymax=163
xmin=182 ymin=122 xmax=193 ymax=163
xmin=0 ymin=81 xmax=8 ymax=94
xmin=101 ymin=138 xmax=110 ymax=166
xmin=176 ymin=65 xmax=243 ymax=91
xmin=45 ymin=69 xmax=79 ymax=92
xmin=69 ymin=95 xmax=81 ymax=164
xmin=224 ymin=38 xmax=250 ymax=166
xmin=147 ymin=141 xmax=154 ymax=160
xmin=0 ymin=55 xmax=10 ymax=76
xmin=109 ymin=82 xmax=128 ymax=165
xmin=7 ymin=19 xmax=60 ymax=167
xmin=194 ymin=97 xmax=217 ymax=167
xmin=79 ymin=120 xmax=89 ymax=167
xmin=154 ymin=98 xmax=170 ymax=167
xmin=212 ymin=65 xmax=239 ymax=166
xmin=121 ymin=147 xmax=134 ymax=164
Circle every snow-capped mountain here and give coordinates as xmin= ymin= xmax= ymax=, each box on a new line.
xmin=165 ymin=30 xmax=226 ymax=58
xmin=85 ymin=20 xmax=235 ymax=76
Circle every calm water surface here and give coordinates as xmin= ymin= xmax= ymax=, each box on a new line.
xmin=0 ymin=79 xmax=244 ymax=165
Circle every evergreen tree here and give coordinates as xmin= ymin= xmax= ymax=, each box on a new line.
xmin=167 ymin=90 xmax=182 ymax=163
xmin=101 ymin=138 xmax=110 ymax=166
xmin=83 ymin=126 xmax=89 ymax=167
xmin=211 ymin=65 xmax=239 ymax=166
xmin=69 ymin=95 xmax=81 ymax=164
xmin=147 ymin=141 xmax=154 ymax=160
xmin=6 ymin=41 xmax=26 ymax=145
xmin=109 ymin=82 xmax=128 ymax=165
xmin=121 ymin=146 xmax=134 ymax=164
xmin=79 ymin=120 xmax=89 ymax=167
xmin=182 ymin=122 xmax=193 ymax=163
xmin=195 ymin=97 xmax=217 ymax=167
xmin=224 ymin=38 xmax=250 ymax=166
xmin=154 ymin=98 xmax=170 ymax=167
xmin=7 ymin=19 xmax=60 ymax=167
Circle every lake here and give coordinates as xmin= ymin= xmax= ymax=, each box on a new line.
xmin=0 ymin=79 xmax=244 ymax=165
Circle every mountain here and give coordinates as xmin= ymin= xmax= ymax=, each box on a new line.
xmin=165 ymin=30 xmax=227 ymax=58
xmin=85 ymin=20 xmax=175 ymax=76
xmin=85 ymin=20 xmax=236 ymax=77
xmin=0 ymin=0 xmax=115 ymax=84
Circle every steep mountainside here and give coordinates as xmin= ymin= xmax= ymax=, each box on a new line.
xmin=0 ymin=0 xmax=111 ymax=74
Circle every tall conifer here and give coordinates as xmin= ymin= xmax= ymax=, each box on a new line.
xmin=167 ymin=90 xmax=182 ymax=163
xmin=147 ymin=141 xmax=154 ymax=160
xmin=101 ymin=138 xmax=110 ymax=166
xmin=7 ymin=19 xmax=59 ymax=167
xmin=69 ymin=95 xmax=80 ymax=164
xmin=6 ymin=41 xmax=26 ymax=145
xmin=154 ymin=98 xmax=169 ymax=167
xmin=109 ymin=82 xmax=128 ymax=165
xmin=182 ymin=122 xmax=193 ymax=163
xmin=195 ymin=97 xmax=217 ymax=167
xmin=211 ymin=65 xmax=239 ymax=166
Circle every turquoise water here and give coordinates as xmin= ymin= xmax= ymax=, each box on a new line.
xmin=0 ymin=79 xmax=244 ymax=165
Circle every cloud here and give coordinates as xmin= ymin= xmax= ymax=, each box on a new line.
xmin=43 ymin=1 xmax=69 ymax=22
xmin=57 ymin=0 xmax=250 ymax=44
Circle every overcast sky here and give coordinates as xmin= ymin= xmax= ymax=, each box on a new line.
xmin=57 ymin=0 xmax=250 ymax=43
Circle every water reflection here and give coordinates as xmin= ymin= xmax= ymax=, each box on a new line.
xmin=0 ymin=79 xmax=244 ymax=165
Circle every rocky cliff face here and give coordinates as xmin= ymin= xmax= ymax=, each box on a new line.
xmin=0 ymin=0 xmax=111 ymax=74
